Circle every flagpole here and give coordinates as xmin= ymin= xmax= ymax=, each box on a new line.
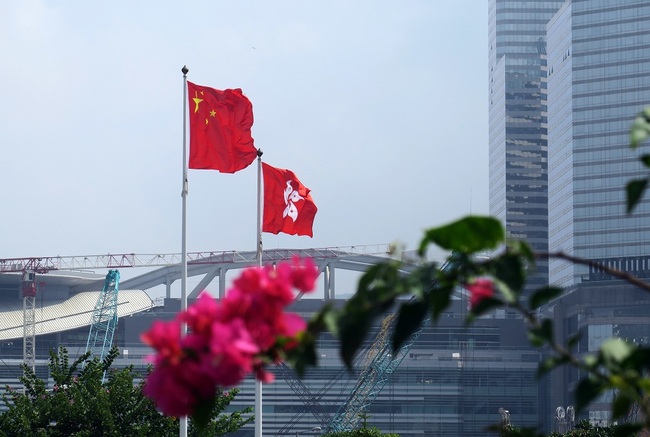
xmin=255 ymin=148 xmax=263 ymax=437
xmin=256 ymin=149 xmax=264 ymax=265
xmin=180 ymin=65 xmax=189 ymax=437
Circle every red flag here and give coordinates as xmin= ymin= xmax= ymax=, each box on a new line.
xmin=262 ymin=163 xmax=317 ymax=237
xmin=187 ymin=81 xmax=257 ymax=173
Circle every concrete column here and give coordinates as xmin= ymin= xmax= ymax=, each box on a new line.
xmin=323 ymin=264 xmax=330 ymax=300
xmin=219 ymin=267 xmax=226 ymax=299
xmin=165 ymin=275 xmax=173 ymax=299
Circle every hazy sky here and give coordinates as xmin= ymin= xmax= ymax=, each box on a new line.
xmin=1 ymin=2 xmax=488 ymax=278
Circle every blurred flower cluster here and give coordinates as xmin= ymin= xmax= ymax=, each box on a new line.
xmin=140 ymin=256 xmax=318 ymax=418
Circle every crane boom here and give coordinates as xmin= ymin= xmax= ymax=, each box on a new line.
xmin=326 ymin=258 xmax=458 ymax=433
xmin=326 ymin=312 xmax=428 ymax=433
xmin=85 ymin=269 xmax=120 ymax=366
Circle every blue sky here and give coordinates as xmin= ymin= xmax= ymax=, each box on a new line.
xmin=1 ymin=2 xmax=488 ymax=291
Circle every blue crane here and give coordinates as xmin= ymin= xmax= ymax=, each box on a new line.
xmin=85 ymin=269 xmax=120 ymax=367
xmin=326 ymin=311 xmax=428 ymax=433
xmin=326 ymin=258 xmax=460 ymax=433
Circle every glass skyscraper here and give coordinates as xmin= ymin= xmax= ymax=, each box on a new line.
xmin=547 ymin=0 xmax=650 ymax=287
xmin=488 ymin=0 xmax=566 ymax=292
xmin=491 ymin=0 xmax=650 ymax=427
xmin=545 ymin=1 xmax=650 ymax=424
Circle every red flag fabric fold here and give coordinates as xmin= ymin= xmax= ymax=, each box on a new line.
xmin=187 ymin=81 xmax=257 ymax=173
xmin=262 ymin=163 xmax=317 ymax=237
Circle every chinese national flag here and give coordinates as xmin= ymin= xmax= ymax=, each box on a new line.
xmin=187 ymin=81 xmax=257 ymax=173
xmin=262 ymin=163 xmax=318 ymax=237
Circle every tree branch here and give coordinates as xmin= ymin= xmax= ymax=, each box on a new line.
xmin=536 ymin=251 xmax=650 ymax=293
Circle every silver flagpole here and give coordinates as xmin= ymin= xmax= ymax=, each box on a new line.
xmin=180 ymin=65 xmax=189 ymax=437
xmin=255 ymin=148 xmax=263 ymax=437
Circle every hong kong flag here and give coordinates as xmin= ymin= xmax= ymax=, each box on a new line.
xmin=262 ymin=163 xmax=317 ymax=237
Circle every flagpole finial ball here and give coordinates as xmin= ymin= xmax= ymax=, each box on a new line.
xmin=257 ymin=148 xmax=263 ymax=157
xmin=181 ymin=65 xmax=189 ymax=75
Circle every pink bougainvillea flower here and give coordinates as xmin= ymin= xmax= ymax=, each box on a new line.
xmin=465 ymin=277 xmax=496 ymax=309
xmin=143 ymin=358 xmax=216 ymax=417
xmin=254 ymin=365 xmax=276 ymax=383
xmin=142 ymin=257 xmax=318 ymax=419
xmin=289 ymin=256 xmax=319 ymax=293
xmin=281 ymin=312 xmax=307 ymax=338
xmin=180 ymin=291 xmax=220 ymax=336
xmin=141 ymin=320 xmax=183 ymax=364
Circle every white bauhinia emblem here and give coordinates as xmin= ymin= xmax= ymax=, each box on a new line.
xmin=283 ymin=180 xmax=304 ymax=221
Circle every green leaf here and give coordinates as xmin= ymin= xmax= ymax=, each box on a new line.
xmin=336 ymin=261 xmax=410 ymax=367
xmin=527 ymin=319 xmax=554 ymax=348
xmin=600 ymin=338 xmax=635 ymax=366
xmin=338 ymin=308 xmax=378 ymax=369
xmin=613 ymin=424 xmax=643 ymax=437
xmin=566 ymin=331 xmax=582 ymax=349
xmin=630 ymin=107 xmax=650 ymax=149
xmin=418 ymin=216 xmax=504 ymax=256
xmin=288 ymin=328 xmax=319 ymax=377
xmin=574 ymin=377 xmax=604 ymax=413
xmin=626 ymin=179 xmax=648 ymax=213
xmin=392 ymin=299 xmax=428 ymax=353
xmin=611 ymin=394 xmax=633 ymax=420
xmin=191 ymin=396 xmax=217 ymax=430
xmin=537 ymin=355 xmax=569 ymax=377
xmin=507 ymin=239 xmax=535 ymax=262
xmin=407 ymin=263 xmax=439 ymax=301
xmin=467 ymin=296 xmax=502 ymax=320
xmin=490 ymin=254 xmax=526 ymax=296
xmin=429 ymin=284 xmax=454 ymax=322
xmin=641 ymin=154 xmax=650 ymax=167
xmin=627 ymin=347 xmax=650 ymax=373
xmin=529 ymin=286 xmax=564 ymax=310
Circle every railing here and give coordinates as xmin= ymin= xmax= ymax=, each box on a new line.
xmin=0 ymin=245 xmax=391 ymax=273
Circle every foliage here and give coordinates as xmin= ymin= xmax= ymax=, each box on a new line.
xmin=286 ymin=108 xmax=650 ymax=437
xmin=320 ymin=413 xmax=400 ymax=436
xmin=0 ymin=346 xmax=252 ymax=436
xmin=628 ymin=107 xmax=650 ymax=212
xmin=500 ymin=419 xmax=646 ymax=437
xmin=321 ymin=427 xmax=400 ymax=437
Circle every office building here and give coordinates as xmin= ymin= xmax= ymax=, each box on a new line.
xmin=490 ymin=0 xmax=650 ymax=427
xmin=489 ymin=0 xmax=566 ymax=293
xmin=0 ymin=264 xmax=540 ymax=437
xmin=547 ymin=0 xmax=650 ymax=287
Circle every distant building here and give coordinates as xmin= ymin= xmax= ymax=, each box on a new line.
xmin=0 ymin=267 xmax=540 ymax=437
xmin=546 ymin=0 xmax=650 ymax=287
xmin=490 ymin=0 xmax=650 ymax=428
xmin=488 ymin=0 xmax=565 ymax=294
xmin=545 ymin=0 xmax=650 ymax=425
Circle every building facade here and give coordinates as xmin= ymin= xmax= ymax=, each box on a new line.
xmin=491 ymin=0 xmax=650 ymax=428
xmin=0 ymin=291 xmax=541 ymax=437
xmin=547 ymin=0 xmax=650 ymax=287
xmin=488 ymin=0 xmax=566 ymax=293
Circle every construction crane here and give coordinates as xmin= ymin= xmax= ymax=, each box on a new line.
xmin=272 ymin=312 xmax=421 ymax=436
xmin=327 ymin=314 xmax=410 ymax=432
xmin=326 ymin=258 xmax=460 ymax=433
xmin=325 ymin=311 xmax=426 ymax=433
xmin=273 ymin=363 xmax=336 ymax=435
xmin=85 ymin=269 xmax=120 ymax=367
xmin=274 ymin=327 xmax=387 ymax=436
xmin=21 ymin=270 xmax=37 ymax=373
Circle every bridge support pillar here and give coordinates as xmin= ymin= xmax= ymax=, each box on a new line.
xmin=219 ymin=267 xmax=226 ymax=299
xmin=323 ymin=264 xmax=336 ymax=300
